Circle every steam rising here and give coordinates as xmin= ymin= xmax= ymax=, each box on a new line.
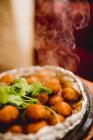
xmin=35 ymin=0 xmax=90 ymax=72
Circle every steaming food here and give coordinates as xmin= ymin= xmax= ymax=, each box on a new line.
xmin=0 ymin=105 xmax=20 ymax=124
xmin=49 ymin=94 xmax=63 ymax=106
xmin=53 ymin=101 xmax=72 ymax=117
xmin=33 ymin=93 xmax=48 ymax=104
xmin=26 ymin=76 xmax=39 ymax=84
xmin=62 ymin=87 xmax=80 ymax=103
xmin=26 ymin=104 xmax=46 ymax=121
xmin=26 ymin=121 xmax=47 ymax=134
xmin=44 ymin=78 xmax=61 ymax=93
xmin=0 ymin=74 xmax=14 ymax=84
xmin=0 ymin=66 xmax=87 ymax=140
xmin=48 ymin=114 xmax=65 ymax=125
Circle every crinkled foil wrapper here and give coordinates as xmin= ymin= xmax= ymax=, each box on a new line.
xmin=0 ymin=66 xmax=87 ymax=140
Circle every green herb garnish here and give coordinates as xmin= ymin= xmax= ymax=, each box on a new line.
xmin=0 ymin=78 xmax=52 ymax=109
xmin=29 ymin=82 xmax=51 ymax=96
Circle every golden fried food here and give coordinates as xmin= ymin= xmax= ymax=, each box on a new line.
xmin=0 ymin=68 xmax=83 ymax=135
xmin=26 ymin=76 xmax=40 ymax=84
xmin=44 ymin=78 xmax=61 ymax=93
xmin=49 ymin=94 xmax=63 ymax=106
xmin=53 ymin=101 xmax=72 ymax=117
xmin=0 ymin=105 xmax=20 ymax=124
xmin=27 ymin=121 xmax=47 ymax=133
xmin=45 ymin=109 xmax=52 ymax=120
xmin=36 ymin=70 xmax=52 ymax=82
xmin=8 ymin=125 xmax=23 ymax=133
xmin=26 ymin=104 xmax=46 ymax=121
xmin=49 ymin=114 xmax=65 ymax=125
xmin=33 ymin=93 xmax=48 ymax=104
xmin=62 ymin=87 xmax=80 ymax=103
xmin=0 ymin=74 xmax=14 ymax=84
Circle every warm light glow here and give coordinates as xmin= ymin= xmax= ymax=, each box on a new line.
xmin=11 ymin=0 xmax=34 ymax=65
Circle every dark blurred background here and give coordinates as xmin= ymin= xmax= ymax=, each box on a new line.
xmin=76 ymin=0 xmax=93 ymax=81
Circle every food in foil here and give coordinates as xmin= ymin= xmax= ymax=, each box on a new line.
xmin=0 ymin=66 xmax=87 ymax=140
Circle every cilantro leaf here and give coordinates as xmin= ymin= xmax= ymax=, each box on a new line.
xmin=0 ymin=78 xmax=52 ymax=109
